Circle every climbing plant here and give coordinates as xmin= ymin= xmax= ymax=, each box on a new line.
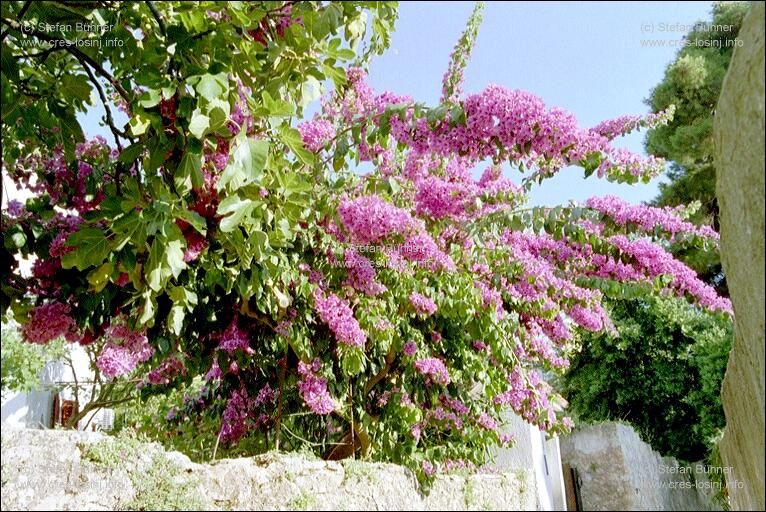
xmin=1 ymin=1 xmax=730 ymax=478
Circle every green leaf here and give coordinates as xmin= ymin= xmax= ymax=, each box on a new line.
xmin=138 ymin=89 xmax=162 ymax=108
xmin=175 ymin=208 xmax=207 ymax=235
xmin=206 ymin=98 xmax=231 ymax=132
xmin=250 ymin=230 xmax=269 ymax=256
xmin=145 ymin=235 xmax=187 ymax=292
xmin=300 ymin=76 xmax=322 ymax=107
xmin=217 ymin=133 xmax=269 ymax=191
xmin=195 ymin=73 xmax=228 ymax=101
xmin=60 ymin=75 xmax=92 ymax=104
xmin=188 ymin=110 xmax=210 ymax=140
xmin=168 ymin=286 xmax=198 ymax=335
xmin=146 ymin=237 xmax=165 ymax=292
xmin=112 ymin=210 xmax=145 ymax=250
xmin=118 ymin=143 xmax=144 ymax=165
xmin=175 ymin=151 xmax=203 ymax=194
xmin=129 ymin=113 xmax=152 ymax=136
xmin=138 ymin=292 xmax=157 ymax=326
xmin=166 ymin=239 xmax=186 ymax=279
xmin=279 ymin=125 xmax=315 ymax=166
xmin=61 ymin=228 xmax=110 ymax=270
xmin=87 ymin=262 xmax=114 ymax=292
xmin=169 ymin=305 xmax=185 ymax=335
xmin=218 ymin=196 xmax=255 ymax=232
xmin=8 ymin=231 xmax=26 ymax=248
xmin=262 ymin=91 xmax=294 ymax=117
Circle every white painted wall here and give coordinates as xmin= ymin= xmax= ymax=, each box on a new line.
xmin=1 ymin=344 xmax=113 ymax=431
xmin=494 ymin=412 xmax=568 ymax=511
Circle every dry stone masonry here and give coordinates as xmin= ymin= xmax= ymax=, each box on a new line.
xmin=0 ymin=429 xmax=537 ymax=511
xmin=560 ymin=422 xmax=721 ymax=511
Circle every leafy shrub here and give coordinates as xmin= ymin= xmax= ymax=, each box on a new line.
xmin=560 ymin=296 xmax=731 ymax=462
xmin=1 ymin=321 xmax=65 ymax=396
xmin=1 ymin=1 xmax=730 ymax=479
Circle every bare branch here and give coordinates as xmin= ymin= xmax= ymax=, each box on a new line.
xmin=80 ymin=61 xmax=125 ymax=151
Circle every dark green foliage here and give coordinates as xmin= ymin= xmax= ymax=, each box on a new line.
xmin=645 ymin=2 xmax=751 ymax=294
xmin=560 ymin=297 xmax=731 ymax=462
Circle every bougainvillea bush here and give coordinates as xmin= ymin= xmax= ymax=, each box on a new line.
xmin=1 ymin=1 xmax=730 ymax=476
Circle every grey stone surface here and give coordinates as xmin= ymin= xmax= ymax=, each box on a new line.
xmin=714 ymin=3 xmax=766 ymax=511
xmin=0 ymin=429 xmax=537 ymax=511
xmin=560 ymin=422 xmax=721 ymax=511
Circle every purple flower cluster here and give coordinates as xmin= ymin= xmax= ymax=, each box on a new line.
xmin=427 ymin=406 xmax=463 ymax=430
xmin=21 ymin=302 xmax=78 ymax=344
xmin=607 ymin=235 xmax=733 ymax=314
xmin=147 ymin=355 xmax=186 ymax=385
xmin=440 ymin=395 xmax=470 ymax=415
xmin=568 ymin=304 xmax=607 ymax=332
xmin=494 ymin=367 xmax=558 ymax=430
xmin=344 ymin=247 xmax=386 ymax=296
xmin=414 ymin=176 xmax=475 ymax=219
xmin=228 ymin=80 xmax=254 ymax=135
xmin=313 ymin=290 xmax=366 ymax=348
xmin=440 ymin=3 xmax=483 ymax=103
xmin=275 ymin=319 xmax=292 ymax=338
xmin=297 ymin=359 xmax=334 ymax=415
xmin=586 ymin=195 xmax=718 ymax=240
xmin=254 ymin=383 xmax=276 ymax=407
xmin=220 ymin=387 xmax=252 ymax=444
xmin=204 ymin=357 xmax=222 ymax=381
xmin=403 ymin=340 xmax=418 ymax=357
xmin=409 ymin=292 xmax=437 ymax=316
xmin=5 ymin=199 xmax=26 ymax=218
xmin=475 ymin=281 xmax=505 ymax=318
xmin=476 ymin=412 xmax=498 ymax=431
xmin=298 ymin=119 xmax=336 ymax=152
xmin=338 ymin=195 xmax=419 ymax=244
xmin=324 ymin=62 xmax=666 ymax=182
xmin=414 ymin=357 xmax=450 ymax=385
xmin=394 ymin=233 xmax=456 ymax=271
xmin=217 ymin=316 xmax=254 ymax=355
xmin=590 ymin=106 xmax=674 ymax=141
xmin=182 ymin=230 xmax=208 ymax=262
xmin=96 ymin=325 xmax=154 ymax=379
xmin=41 ymin=139 xmax=109 ymax=214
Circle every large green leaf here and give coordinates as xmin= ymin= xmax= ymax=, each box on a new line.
xmin=217 ymin=133 xmax=269 ymax=192
xmin=217 ymin=195 xmax=256 ymax=232
xmin=145 ymin=234 xmax=187 ymax=292
xmin=168 ymin=286 xmax=198 ymax=335
xmin=278 ymin=125 xmax=315 ymax=166
xmin=195 ymin=73 xmax=229 ymax=102
xmin=188 ymin=110 xmax=210 ymax=140
xmin=175 ymin=151 xmax=203 ymax=194
xmin=61 ymin=228 xmax=111 ymax=270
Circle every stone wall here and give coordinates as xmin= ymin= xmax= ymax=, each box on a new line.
xmin=0 ymin=429 xmax=537 ymax=511
xmin=714 ymin=2 xmax=766 ymax=511
xmin=560 ymin=422 xmax=721 ymax=511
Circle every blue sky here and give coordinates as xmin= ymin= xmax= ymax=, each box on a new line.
xmin=74 ymin=1 xmax=716 ymax=208
xmin=363 ymin=1 xmax=715 ymax=206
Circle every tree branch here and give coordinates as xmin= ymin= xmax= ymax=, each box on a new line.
xmin=0 ymin=18 xmax=130 ymax=102
xmin=0 ymin=0 xmax=33 ymax=43
xmin=146 ymin=2 xmax=166 ymax=37
xmin=80 ymin=60 xmax=125 ymax=151
xmin=364 ymin=346 xmax=396 ymax=396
